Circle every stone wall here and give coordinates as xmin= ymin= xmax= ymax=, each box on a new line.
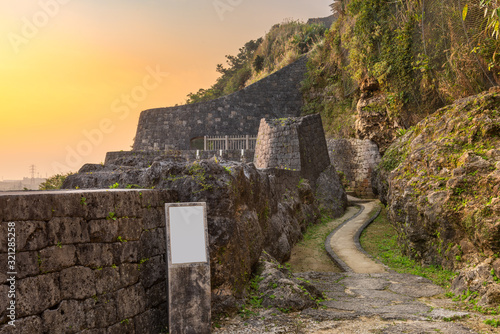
xmin=133 ymin=56 xmax=308 ymax=151
xmin=327 ymin=138 xmax=381 ymax=198
xmin=105 ymin=150 xmax=255 ymax=168
xmin=0 ymin=189 xmax=177 ymax=334
xmin=254 ymin=114 xmax=331 ymax=183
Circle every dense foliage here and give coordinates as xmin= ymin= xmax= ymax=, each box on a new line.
xmin=186 ymin=20 xmax=327 ymax=104
xmin=302 ymin=0 xmax=500 ymax=137
xmin=39 ymin=172 xmax=73 ymax=190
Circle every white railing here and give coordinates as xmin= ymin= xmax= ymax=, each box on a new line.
xmin=204 ymin=135 xmax=257 ymax=150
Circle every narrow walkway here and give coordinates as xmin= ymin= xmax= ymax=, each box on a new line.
xmin=326 ymin=197 xmax=386 ymax=273
xmin=214 ymin=197 xmax=475 ymax=333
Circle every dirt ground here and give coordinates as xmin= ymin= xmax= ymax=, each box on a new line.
xmin=287 ymin=206 xmax=359 ymax=273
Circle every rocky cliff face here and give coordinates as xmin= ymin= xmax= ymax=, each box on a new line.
xmin=375 ymin=87 xmax=500 ymax=304
xmin=355 ymin=79 xmax=399 ymax=154
xmin=63 ymin=157 xmax=346 ymax=298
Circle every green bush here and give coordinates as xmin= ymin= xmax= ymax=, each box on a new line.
xmin=39 ymin=172 xmax=73 ymax=190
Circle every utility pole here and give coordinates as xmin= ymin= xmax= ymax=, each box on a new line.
xmin=29 ymin=165 xmax=36 ymax=186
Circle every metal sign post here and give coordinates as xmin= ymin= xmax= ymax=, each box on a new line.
xmin=165 ymin=203 xmax=211 ymax=334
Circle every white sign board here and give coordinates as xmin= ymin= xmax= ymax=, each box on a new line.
xmin=168 ymin=204 xmax=207 ymax=264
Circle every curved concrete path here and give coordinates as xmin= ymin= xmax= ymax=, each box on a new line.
xmin=214 ymin=196 xmax=475 ymax=334
xmin=326 ymin=197 xmax=386 ymax=274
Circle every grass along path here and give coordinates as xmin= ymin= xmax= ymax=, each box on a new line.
xmin=360 ymin=205 xmax=500 ymax=333
xmin=287 ymin=206 xmax=360 ymax=273
xmin=359 ymin=205 xmax=456 ymax=289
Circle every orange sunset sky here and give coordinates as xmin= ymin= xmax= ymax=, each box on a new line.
xmin=0 ymin=1 xmax=332 ymax=180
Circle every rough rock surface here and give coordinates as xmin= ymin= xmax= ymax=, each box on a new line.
xmin=355 ymin=91 xmax=399 ymax=154
xmin=315 ymin=165 xmax=348 ymax=218
xmin=374 ymin=87 xmax=500 ymax=303
xmin=255 ymin=253 xmax=323 ymax=311
xmin=213 ymin=272 xmax=473 ymax=333
xmin=63 ymin=157 xmax=346 ymax=297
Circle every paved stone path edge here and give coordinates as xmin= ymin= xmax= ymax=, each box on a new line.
xmin=353 ymin=203 xmax=383 ymax=263
xmin=325 ymin=200 xmax=383 ymax=273
xmin=324 ymin=204 xmax=363 ymax=273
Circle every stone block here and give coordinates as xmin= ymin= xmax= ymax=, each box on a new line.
xmin=139 ymin=255 xmax=165 ymax=289
xmin=145 ymin=282 xmax=168 ymax=309
xmin=16 ymin=251 xmax=40 ymax=278
xmin=76 ymin=244 xmax=114 ymax=268
xmin=40 ymin=245 xmax=76 ymax=273
xmin=60 ymin=266 xmax=96 ymax=299
xmin=139 ymin=228 xmax=165 ymax=259
xmin=83 ymin=294 xmax=118 ymax=328
xmin=142 ymin=208 xmax=164 ymax=230
xmin=17 ymin=273 xmax=60 ymax=317
xmin=117 ymin=218 xmax=143 ymax=241
xmin=116 ymin=284 xmax=146 ymax=319
xmin=112 ymin=191 xmax=143 ymax=217
xmin=15 ymin=221 xmax=49 ymax=251
xmin=120 ymin=263 xmax=140 ymax=287
xmin=134 ymin=307 xmax=168 ymax=334
xmin=79 ymin=192 xmax=115 ymax=220
xmin=48 ymin=217 xmax=89 ymax=244
xmin=140 ymin=190 xmax=162 ymax=208
xmin=112 ymin=241 xmax=139 ymax=264
xmin=89 ymin=219 xmax=118 ymax=243
xmin=79 ymin=329 xmax=107 ymax=334
xmin=0 ymin=194 xmax=53 ymax=221
xmin=94 ymin=266 xmax=121 ymax=295
xmin=107 ymin=318 xmax=135 ymax=334
xmin=50 ymin=193 xmax=88 ymax=218
xmin=0 ymin=223 xmax=5 ymax=253
xmin=0 ymin=285 xmax=9 ymax=324
xmin=0 ymin=315 xmax=42 ymax=334
xmin=42 ymin=299 xmax=85 ymax=333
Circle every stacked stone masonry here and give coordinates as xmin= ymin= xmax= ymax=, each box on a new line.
xmin=105 ymin=150 xmax=255 ymax=168
xmin=133 ymin=57 xmax=308 ymax=151
xmin=254 ymin=114 xmax=331 ymax=184
xmin=327 ymin=138 xmax=381 ymax=198
xmin=0 ymin=189 xmax=177 ymax=334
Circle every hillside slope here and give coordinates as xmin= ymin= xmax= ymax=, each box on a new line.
xmin=375 ymin=87 xmax=500 ymax=304
xmin=186 ymin=19 xmax=328 ymax=104
xmin=302 ymin=0 xmax=499 ymax=142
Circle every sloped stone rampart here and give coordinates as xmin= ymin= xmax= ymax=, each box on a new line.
xmin=133 ymin=57 xmax=308 ymax=151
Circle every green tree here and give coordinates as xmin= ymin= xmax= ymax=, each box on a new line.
xmin=39 ymin=172 xmax=73 ymax=190
xmin=253 ymin=55 xmax=265 ymax=72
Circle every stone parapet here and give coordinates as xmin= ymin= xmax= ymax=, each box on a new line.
xmin=0 ymin=189 xmax=176 ymax=333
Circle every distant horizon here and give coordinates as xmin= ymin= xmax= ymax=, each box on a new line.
xmin=0 ymin=1 xmax=332 ymax=180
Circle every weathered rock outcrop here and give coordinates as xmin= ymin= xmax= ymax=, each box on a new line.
xmin=355 ymin=93 xmax=398 ymax=154
xmin=63 ymin=157 xmax=346 ymax=297
xmin=355 ymin=78 xmax=399 ymax=154
xmin=255 ymin=252 xmax=323 ymax=311
xmin=375 ymin=87 xmax=500 ymax=303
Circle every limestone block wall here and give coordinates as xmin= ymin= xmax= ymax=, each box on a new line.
xmin=104 ymin=150 xmax=255 ymax=168
xmin=0 ymin=189 xmax=177 ymax=334
xmin=254 ymin=114 xmax=331 ymax=183
xmin=133 ymin=56 xmax=308 ymax=151
xmin=327 ymin=138 xmax=381 ymax=198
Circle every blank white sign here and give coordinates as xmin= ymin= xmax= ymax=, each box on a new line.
xmin=168 ymin=205 xmax=207 ymax=264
